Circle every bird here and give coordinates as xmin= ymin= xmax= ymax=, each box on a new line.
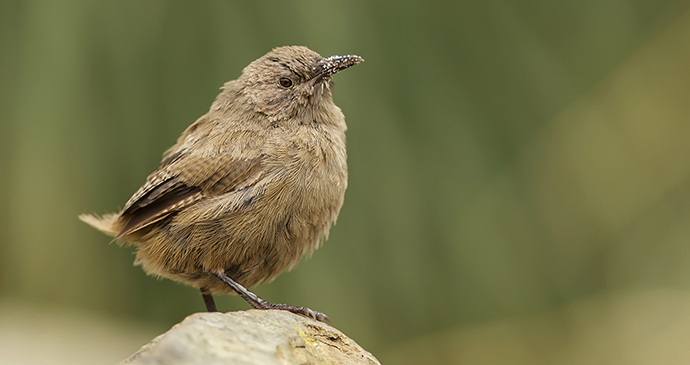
xmin=80 ymin=46 xmax=363 ymax=324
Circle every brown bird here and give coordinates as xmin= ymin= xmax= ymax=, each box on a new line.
xmin=80 ymin=46 xmax=362 ymax=323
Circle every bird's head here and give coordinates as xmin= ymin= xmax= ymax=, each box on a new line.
xmin=236 ymin=46 xmax=363 ymax=123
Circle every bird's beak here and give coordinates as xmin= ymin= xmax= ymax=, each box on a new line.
xmin=310 ymin=55 xmax=364 ymax=85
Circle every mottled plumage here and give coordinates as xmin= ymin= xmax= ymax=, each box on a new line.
xmin=80 ymin=46 xmax=362 ymax=322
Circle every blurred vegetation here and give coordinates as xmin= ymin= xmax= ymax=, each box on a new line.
xmin=3 ymin=0 xmax=690 ymax=364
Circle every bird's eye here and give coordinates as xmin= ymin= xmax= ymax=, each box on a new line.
xmin=279 ymin=78 xmax=293 ymax=88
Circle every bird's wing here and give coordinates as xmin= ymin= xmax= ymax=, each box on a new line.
xmin=116 ymin=145 xmax=265 ymax=239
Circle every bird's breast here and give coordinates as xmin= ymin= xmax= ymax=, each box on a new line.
xmin=269 ymin=124 xmax=347 ymax=209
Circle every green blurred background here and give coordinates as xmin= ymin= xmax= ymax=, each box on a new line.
xmin=4 ymin=0 xmax=690 ymax=364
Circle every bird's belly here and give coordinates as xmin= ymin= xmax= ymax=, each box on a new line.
xmin=132 ymin=176 xmax=344 ymax=293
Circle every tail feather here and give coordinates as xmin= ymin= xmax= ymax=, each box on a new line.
xmin=79 ymin=213 xmax=121 ymax=237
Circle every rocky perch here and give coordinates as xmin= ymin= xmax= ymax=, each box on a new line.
xmin=120 ymin=310 xmax=380 ymax=365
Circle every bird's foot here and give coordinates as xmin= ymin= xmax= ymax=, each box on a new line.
xmin=209 ymin=271 xmax=332 ymax=325
xmin=252 ymin=301 xmax=331 ymax=325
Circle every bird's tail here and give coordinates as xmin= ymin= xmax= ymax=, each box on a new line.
xmin=79 ymin=213 xmax=120 ymax=237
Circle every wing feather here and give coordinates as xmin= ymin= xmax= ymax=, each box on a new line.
xmin=116 ymin=151 xmax=265 ymax=238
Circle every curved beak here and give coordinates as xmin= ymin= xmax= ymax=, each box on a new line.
xmin=310 ymin=55 xmax=364 ymax=84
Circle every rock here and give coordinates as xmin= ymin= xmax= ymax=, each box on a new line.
xmin=120 ymin=310 xmax=380 ymax=365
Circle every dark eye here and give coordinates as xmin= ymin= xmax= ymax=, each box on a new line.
xmin=279 ymin=78 xmax=293 ymax=88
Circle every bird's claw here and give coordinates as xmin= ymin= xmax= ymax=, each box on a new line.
xmin=262 ymin=302 xmax=332 ymax=325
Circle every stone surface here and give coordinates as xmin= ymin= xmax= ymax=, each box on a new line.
xmin=120 ymin=310 xmax=380 ymax=365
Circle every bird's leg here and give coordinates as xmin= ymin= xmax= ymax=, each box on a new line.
xmin=200 ymin=288 xmax=217 ymax=312
xmin=209 ymin=271 xmax=331 ymax=325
